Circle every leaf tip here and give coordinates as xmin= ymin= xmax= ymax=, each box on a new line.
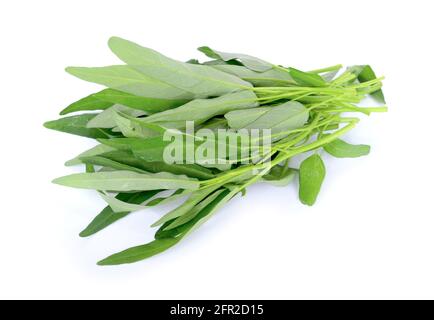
xmin=79 ymin=229 xmax=91 ymax=238
xmin=43 ymin=120 xmax=55 ymax=129
xmin=51 ymin=177 xmax=62 ymax=185
xmin=108 ymin=36 xmax=130 ymax=52
xmin=96 ymin=259 xmax=109 ymax=266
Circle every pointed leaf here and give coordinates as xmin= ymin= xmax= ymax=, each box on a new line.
xmin=52 ymin=171 xmax=200 ymax=191
xmin=65 ymin=144 xmax=115 ymax=166
xmin=44 ymin=114 xmax=114 ymax=139
xmin=97 ymin=238 xmax=181 ymax=266
xmin=60 ymin=92 xmax=113 ymax=115
xmin=86 ymin=105 xmax=146 ymax=129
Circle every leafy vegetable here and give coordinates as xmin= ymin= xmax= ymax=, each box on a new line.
xmin=46 ymin=37 xmax=387 ymax=265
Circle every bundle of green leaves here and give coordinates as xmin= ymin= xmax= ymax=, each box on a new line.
xmin=45 ymin=37 xmax=387 ymax=265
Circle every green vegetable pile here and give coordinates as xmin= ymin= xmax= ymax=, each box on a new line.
xmin=45 ymin=37 xmax=386 ymax=265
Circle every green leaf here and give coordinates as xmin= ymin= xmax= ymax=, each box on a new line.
xmin=92 ymin=88 xmax=188 ymax=113
xmin=151 ymin=185 xmax=221 ymax=227
xmin=100 ymin=150 xmax=215 ymax=180
xmin=80 ymin=190 xmax=160 ymax=237
xmin=108 ymin=37 xmax=252 ymax=98
xmin=113 ymin=111 xmax=167 ymax=138
xmin=165 ymin=189 xmax=225 ymax=230
xmin=79 ymin=155 xmax=148 ymax=174
xmin=65 ymin=144 xmax=116 ymax=166
xmin=323 ymin=138 xmax=370 ymax=158
xmin=198 ymin=46 xmax=273 ymax=72
xmin=156 ymin=189 xmax=232 ymax=239
xmin=139 ymin=90 xmax=258 ymax=128
xmin=43 ymin=114 xmax=114 ymax=139
xmin=86 ymin=105 xmax=146 ymax=129
xmin=299 ymin=154 xmax=326 ymax=206
xmin=99 ymin=191 xmax=151 ymax=212
xmin=60 ymin=92 xmax=114 ymax=115
xmin=225 ymin=101 xmax=309 ymax=135
xmin=52 ymin=171 xmax=200 ymax=191
xmin=66 ymin=65 xmax=191 ymax=99
xmin=212 ymin=64 xmax=294 ymax=87
xmin=289 ymin=67 xmax=327 ymax=87
xmin=97 ymin=238 xmax=181 ymax=266
xmin=98 ymin=136 xmax=172 ymax=162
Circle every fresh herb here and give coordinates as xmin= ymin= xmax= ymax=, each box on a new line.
xmin=45 ymin=37 xmax=387 ymax=265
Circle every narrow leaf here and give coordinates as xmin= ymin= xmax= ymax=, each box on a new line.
xmin=65 ymin=144 xmax=115 ymax=166
xmin=151 ymin=185 xmax=221 ymax=227
xmin=52 ymin=171 xmax=200 ymax=191
xmin=97 ymin=238 xmax=181 ymax=266
xmin=86 ymin=105 xmax=146 ymax=129
xmin=165 ymin=189 xmax=225 ymax=230
xmin=60 ymin=92 xmax=113 ymax=115
xmin=44 ymin=114 xmax=114 ymax=139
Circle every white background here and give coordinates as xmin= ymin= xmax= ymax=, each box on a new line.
xmin=0 ymin=0 xmax=433 ymax=300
